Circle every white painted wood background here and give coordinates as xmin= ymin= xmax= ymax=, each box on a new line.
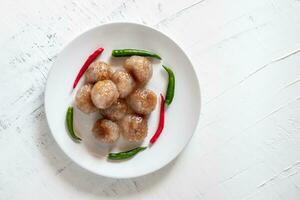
xmin=0 ymin=0 xmax=300 ymax=199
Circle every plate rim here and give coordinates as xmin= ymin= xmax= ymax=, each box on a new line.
xmin=44 ymin=21 xmax=201 ymax=179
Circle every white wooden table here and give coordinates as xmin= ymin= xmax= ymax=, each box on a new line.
xmin=1 ymin=0 xmax=300 ymax=199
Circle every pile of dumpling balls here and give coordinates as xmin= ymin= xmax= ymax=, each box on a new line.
xmin=75 ymin=56 xmax=157 ymax=144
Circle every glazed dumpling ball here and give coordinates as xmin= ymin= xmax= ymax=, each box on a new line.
xmin=120 ymin=114 xmax=148 ymax=142
xmin=75 ymin=84 xmax=97 ymax=113
xmin=100 ymin=99 xmax=128 ymax=121
xmin=85 ymin=61 xmax=111 ymax=83
xmin=92 ymin=119 xmax=120 ymax=143
xmin=111 ymin=70 xmax=135 ymax=98
xmin=124 ymin=56 xmax=152 ymax=85
xmin=91 ymin=80 xmax=119 ymax=109
xmin=127 ymin=88 xmax=157 ymax=115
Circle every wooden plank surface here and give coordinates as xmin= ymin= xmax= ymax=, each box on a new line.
xmin=0 ymin=0 xmax=300 ymax=199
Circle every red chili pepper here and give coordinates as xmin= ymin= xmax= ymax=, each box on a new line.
xmin=72 ymin=47 xmax=104 ymax=89
xmin=150 ymin=94 xmax=165 ymax=145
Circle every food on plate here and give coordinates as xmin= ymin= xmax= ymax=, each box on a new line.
xmin=68 ymin=47 xmax=175 ymax=160
xmin=66 ymin=107 xmax=81 ymax=141
xmin=108 ymin=146 xmax=147 ymax=160
xmin=91 ymin=80 xmax=119 ymax=109
xmin=73 ymin=47 xmax=104 ymax=89
xmin=85 ymin=61 xmax=111 ymax=84
xmin=127 ymin=88 xmax=157 ymax=115
xmin=162 ymin=65 xmax=175 ymax=105
xmin=124 ymin=56 xmax=153 ymax=85
xmin=92 ymin=119 xmax=120 ymax=143
xmin=100 ymin=99 xmax=128 ymax=121
xmin=119 ymin=114 xmax=148 ymax=142
xmin=111 ymin=70 xmax=135 ymax=98
xmin=112 ymin=49 xmax=161 ymax=59
xmin=75 ymin=84 xmax=98 ymax=113
xmin=149 ymin=94 xmax=165 ymax=145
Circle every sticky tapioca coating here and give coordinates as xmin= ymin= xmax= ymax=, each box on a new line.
xmin=91 ymin=80 xmax=119 ymax=109
xmin=75 ymin=84 xmax=97 ymax=113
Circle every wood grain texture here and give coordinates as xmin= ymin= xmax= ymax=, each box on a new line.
xmin=0 ymin=0 xmax=300 ymax=199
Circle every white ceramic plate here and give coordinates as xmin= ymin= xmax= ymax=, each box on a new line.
xmin=45 ymin=22 xmax=200 ymax=178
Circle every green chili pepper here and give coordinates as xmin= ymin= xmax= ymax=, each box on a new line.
xmin=66 ymin=107 xmax=81 ymax=142
xmin=112 ymin=49 xmax=161 ymax=59
xmin=108 ymin=146 xmax=147 ymax=160
xmin=162 ymin=65 xmax=175 ymax=105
